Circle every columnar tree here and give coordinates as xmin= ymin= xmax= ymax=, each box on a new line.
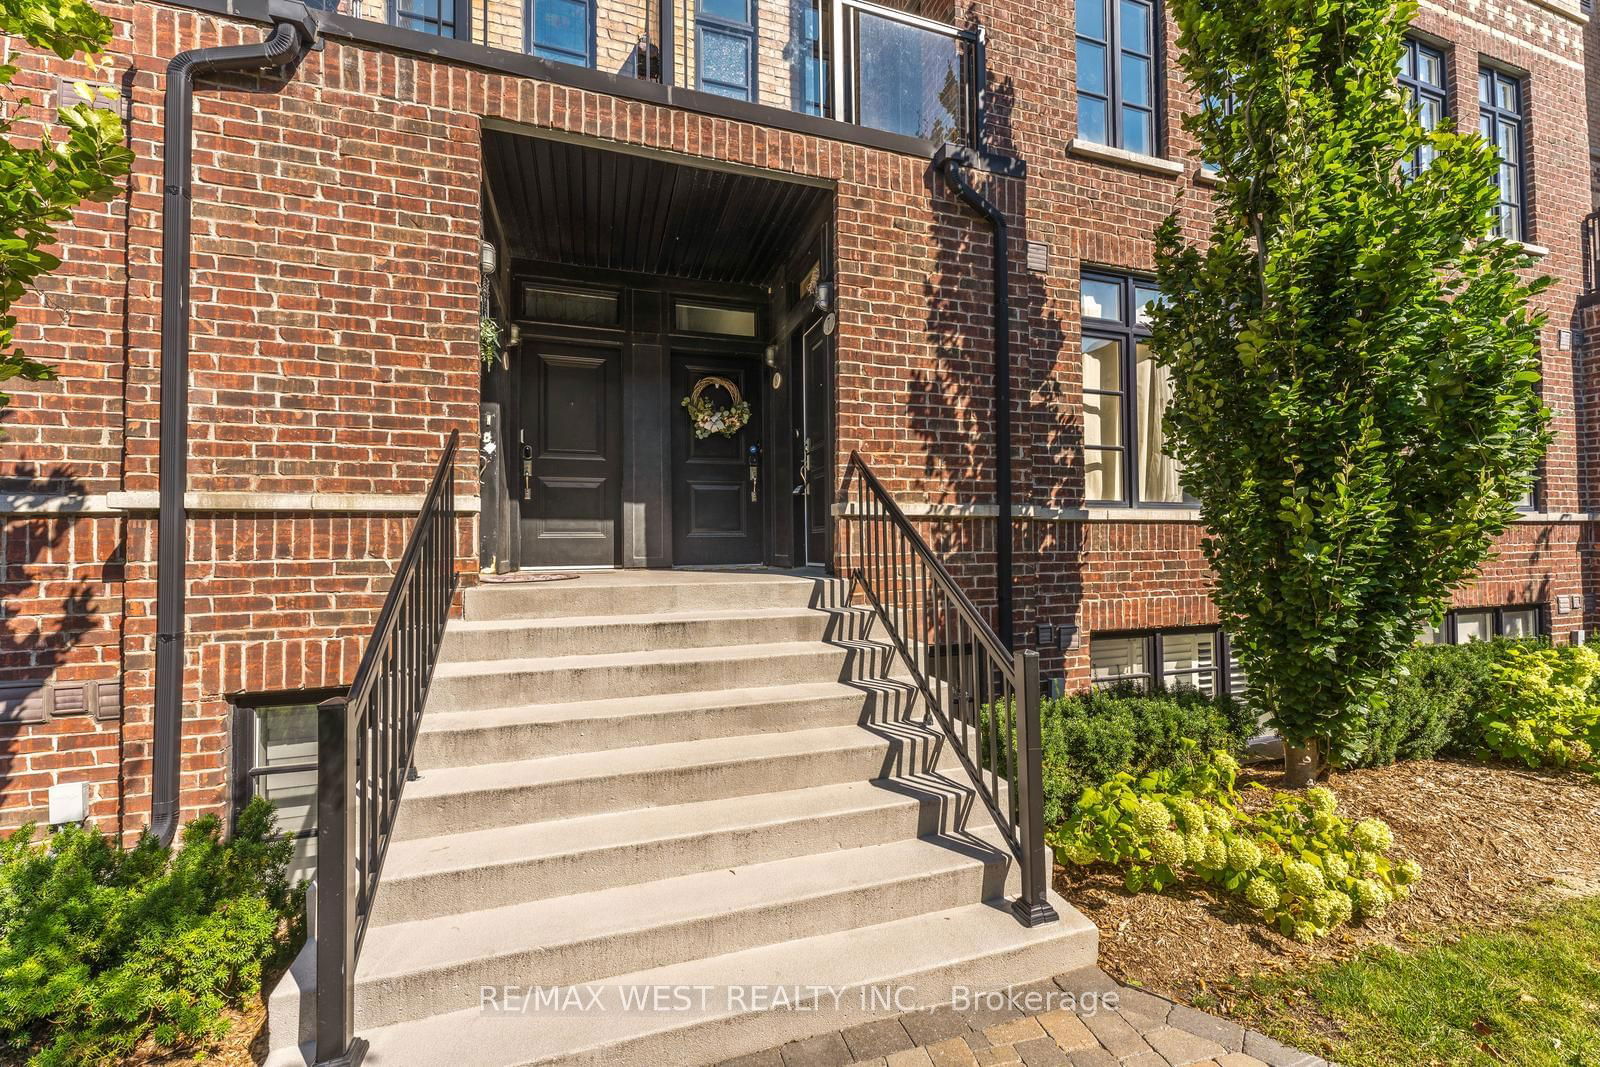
xmin=1148 ymin=0 xmax=1551 ymax=783
xmin=0 ymin=0 xmax=131 ymax=407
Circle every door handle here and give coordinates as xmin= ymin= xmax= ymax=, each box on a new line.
xmin=521 ymin=445 xmax=534 ymax=501
xmin=746 ymin=442 xmax=762 ymax=503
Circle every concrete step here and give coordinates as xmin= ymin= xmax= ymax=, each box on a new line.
xmin=342 ymin=828 xmax=1016 ymax=1030
xmin=463 ymin=571 xmax=845 ymax=622
xmin=426 ymin=640 xmax=900 ymax=711
xmin=368 ymin=774 xmax=989 ymax=926
xmin=439 ymin=605 xmax=875 ymax=663
xmin=413 ymin=679 xmax=919 ymax=769
xmin=390 ymin=720 xmax=953 ymax=841
xmin=267 ymin=891 xmax=1095 ymax=1067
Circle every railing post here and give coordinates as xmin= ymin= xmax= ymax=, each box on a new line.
xmin=1010 ymin=650 xmax=1058 ymax=927
xmin=314 ymin=694 xmax=367 ymax=1067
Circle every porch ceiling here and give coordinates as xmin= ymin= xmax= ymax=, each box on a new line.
xmin=483 ymin=130 xmax=831 ymax=286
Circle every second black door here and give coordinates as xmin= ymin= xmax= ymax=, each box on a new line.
xmin=671 ymin=353 xmax=764 ymax=565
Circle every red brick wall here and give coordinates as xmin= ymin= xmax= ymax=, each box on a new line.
xmin=0 ymin=0 xmax=1591 ymax=833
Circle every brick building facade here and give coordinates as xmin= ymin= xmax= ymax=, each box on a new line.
xmin=0 ymin=0 xmax=1593 ymax=839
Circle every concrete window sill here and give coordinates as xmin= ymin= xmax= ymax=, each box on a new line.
xmin=1511 ymin=240 xmax=1552 ymax=258
xmin=1066 ymin=138 xmax=1186 ymax=178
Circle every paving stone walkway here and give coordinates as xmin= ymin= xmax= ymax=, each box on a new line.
xmin=720 ymin=968 xmax=1328 ymax=1067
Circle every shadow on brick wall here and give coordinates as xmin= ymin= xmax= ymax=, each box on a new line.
xmin=908 ymin=71 xmax=1083 ymax=670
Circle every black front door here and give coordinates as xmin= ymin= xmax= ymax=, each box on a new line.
xmin=671 ymin=353 xmax=764 ymax=565
xmin=797 ymin=318 xmax=830 ymax=566
xmin=518 ymin=341 xmax=622 ymax=567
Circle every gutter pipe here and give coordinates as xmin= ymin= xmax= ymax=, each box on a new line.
xmin=934 ymin=143 xmax=1015 ymax=650
xmin=152 ymin=1 xmax=319 ymax=847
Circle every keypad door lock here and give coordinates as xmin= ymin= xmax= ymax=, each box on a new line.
xmin=746 ymin=442 xmax=762 ymax=503
xmin=521 ymin=444 xmax=534 ymax=501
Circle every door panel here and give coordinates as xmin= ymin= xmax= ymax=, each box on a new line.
xmin=519 ymin=343 xmax=622 ymax=567
xmin=672 ymin=354 xmax=764 ymax=565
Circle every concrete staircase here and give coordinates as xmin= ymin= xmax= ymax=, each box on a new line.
xmin=266 ymin=570 xmax=1095 ymax=1067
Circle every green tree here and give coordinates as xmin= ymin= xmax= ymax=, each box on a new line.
xmin=0 ymin=0 xmax=131 ymax=407
xmin=1148 ymin=0 xmax=1551 ymax=783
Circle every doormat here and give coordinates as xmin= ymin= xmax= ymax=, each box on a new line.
xmin=479 ymin=571 xmax=581 ymax=583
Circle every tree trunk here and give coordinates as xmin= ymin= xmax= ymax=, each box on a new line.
xmin=1283 ymin=738 xmax=1320 ymax=788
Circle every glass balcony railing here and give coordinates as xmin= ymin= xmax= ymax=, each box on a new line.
xmin=331 ymin=0 xmax=981 ymax=144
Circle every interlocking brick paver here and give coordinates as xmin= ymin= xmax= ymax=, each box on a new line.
xmin=1065 ymin=1049 xmax=1119 ymax=1067
xmin=984 ymin=1018 xmax=1046 ymax=1047
xmin=1168 ymin=1005 xmax=1246 ymax=1053
xmin=1035 ymin=1009 xmax=1097 ymax=1052
xmin=744 ymin=970 xmax=1317 ymax=1067
xmin=1078 ymin=1007 xmax=1154 ymax=1059
xmin=781 ymin=1032 xmax=855 ymax=1067
xmin=925 ymin=1037 xmax=982 ymax=1067
xmin=844 ymin=1019 xmax=915 ymax=1060
xmin=1144 ymin=1024 xmax=1228 ymax=1065
xmin=1013 ymin=1035 xmax=1071 ymax=1066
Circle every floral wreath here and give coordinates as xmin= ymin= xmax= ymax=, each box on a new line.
xmin=681 ymin=376 xmax=752 ymax=439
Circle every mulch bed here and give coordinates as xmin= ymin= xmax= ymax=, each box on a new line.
xmin=1056 ymin=758 xmax=1600 ymax=1003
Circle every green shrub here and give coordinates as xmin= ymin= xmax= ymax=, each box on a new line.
xmin=1052 ymin=746 xmax=1418 ymax=943
xmin=983 ymin=685 xmax=1254 ymax=827
xmin=1474 ymin=642 xmax=1600 ymax=772
xmin=0 ymin=798 xmax=300 ymax=1066
xmin=1345 ymin=640 xmax=1507 ymax=768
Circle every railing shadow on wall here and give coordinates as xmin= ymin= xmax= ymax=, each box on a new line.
xmin=313 ymin=430 xmax=459 ymax=1067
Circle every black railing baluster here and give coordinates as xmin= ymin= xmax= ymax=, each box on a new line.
xmin=842 ymin=452 xmax=1057 ymax=929
xmin=314 ymin=431 xmax=460 ymax=1066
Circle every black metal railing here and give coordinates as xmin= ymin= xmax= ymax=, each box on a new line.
xmin=314 ymin=430 xmax=460 ymax=1066
xmin=842 ymin=453 xmax=1056 ymax=927
xmin=1584 ymin=210 xmax=1600 ymax=298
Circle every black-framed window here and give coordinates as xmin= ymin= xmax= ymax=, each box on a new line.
xmin=1075 ymin=0 xmax=1158 ymax=154
xmin=232 ymin=692 xmax=337 ymax=888
xmin=1089 ymin=627 xmax=1239 ymax=699
xmin=1081 ymin=272 xmax=1191 ymax=506
xmin=1419 ymin=604 xmax=1542 ymax=645
xmin=697 ymin=0 xmax=757 ymax=101
xmin=391 ymin=0 xmax=461 ymax=36
xmin=1398 ymin=38 xmax=1448 ymax=173
xmin=1478 ymin=67 xmax=1527 ymax=241
xmin=529 ymin=0 xmax=595 ymax=66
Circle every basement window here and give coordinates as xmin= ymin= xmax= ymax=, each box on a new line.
xmin=1419 ymin=605 xmax=1542 ymax=645
xmin=1089 ymin=627 xmax=1244 ymax=702
xmin=232 ymin=692 xmax=335 ymax=887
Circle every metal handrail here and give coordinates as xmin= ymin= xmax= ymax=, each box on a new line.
xmin=313 ymin=430 xmax=460 ymax=1067
xmin=842 ymin=452 xmax=1056 ymax=927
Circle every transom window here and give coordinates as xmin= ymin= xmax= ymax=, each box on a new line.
xmin=1419 ymin=605 xmax=1541 ymax=645
xmin=1075 ymin=0 xmax=1158 ymax=154
xmin=1090 ymin=628 xmax=1241 ymax=700
xmin=1398 ymin=38 xmax=1448 ymax=173
xmin=1478 ymin=67 xmax=1527 ymax=241
xmin=1081 ymin=272 xmax=1191 ymax=506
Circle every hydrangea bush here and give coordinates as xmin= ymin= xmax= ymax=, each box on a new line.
xmin=1051 ymin=745 xmax=1418 ymax=942
xmin=1474 ymin=643 xmax=1600 ymax=773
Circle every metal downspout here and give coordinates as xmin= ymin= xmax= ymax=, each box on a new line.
xmin=152 ymin=1 xmax=319 ymax=847
xmin=934 ymin=144 xmax=1015 ymax=650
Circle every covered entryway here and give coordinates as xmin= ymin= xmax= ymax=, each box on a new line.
xmin=479 ymin=126 xmax=835 ymax=571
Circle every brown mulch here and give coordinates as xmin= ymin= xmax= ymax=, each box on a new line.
xmin=1057 ymin=758 xmax=1600 ymax=1002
